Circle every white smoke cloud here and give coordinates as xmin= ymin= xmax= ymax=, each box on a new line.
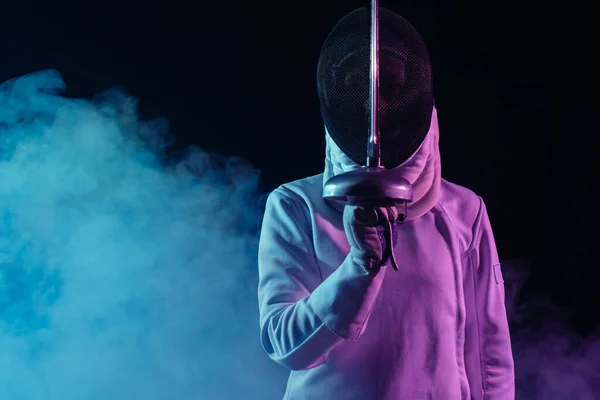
xmin=0 ymin=70 xmax=287 ymax=400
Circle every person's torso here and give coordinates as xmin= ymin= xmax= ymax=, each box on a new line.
xmin=280 ymin=174 xmax=480 ymax=400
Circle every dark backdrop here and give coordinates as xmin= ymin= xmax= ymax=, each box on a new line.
xmin=1 ymin=0 xmax=596 ymax=330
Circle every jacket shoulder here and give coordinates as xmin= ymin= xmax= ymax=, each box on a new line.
xmin=437 ymin=179 xmax=484 ymax=255
xmin=262 ymin=174 xmax=325 ymax=251
xmin=275 ymin=173 xmax=324 ymax=205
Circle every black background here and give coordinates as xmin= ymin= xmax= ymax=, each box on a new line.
xmin=1 ymin=0 xmax=597 ymax=331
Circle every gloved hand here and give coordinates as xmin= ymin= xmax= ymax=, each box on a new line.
xmin=343 ymin=205 xmax=399 ymax=271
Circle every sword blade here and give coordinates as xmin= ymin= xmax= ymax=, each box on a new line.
xmin=367 ymin=0 xmax=380 ymax=167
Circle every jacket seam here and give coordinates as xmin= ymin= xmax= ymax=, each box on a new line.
xmin=436 ymin=201 xmax=466 ymax=259
xmin=468 ymin=200 xmax=487 ymax=396
xmin=284 ymin=371 xmax=294 ymax=400
xmin=466 ymin=197 xmax=485 ymax=254
xmin=277 ymin=186 xmax=324 ymax=282
xmin=435 ymin=206 xmax=466 ymax=400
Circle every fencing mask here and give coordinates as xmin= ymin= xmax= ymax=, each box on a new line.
xmin=317 ymin=6 xmax=434 ymax=169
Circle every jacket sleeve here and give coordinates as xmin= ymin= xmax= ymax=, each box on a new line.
xmin=257 ymin=187 xmax=386 ymax=371
xmin=466 ymin=198 xmax=515 ymax=399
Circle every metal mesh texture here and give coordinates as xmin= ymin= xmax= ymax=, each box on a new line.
xmin=317 ymin=7 xmax=434 ymax=169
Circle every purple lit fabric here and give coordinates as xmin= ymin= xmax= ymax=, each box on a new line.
xmin=257 ymin=113 xmax=515 ymax=399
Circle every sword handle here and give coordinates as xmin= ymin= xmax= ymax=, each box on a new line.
xmin=347 ymin=196 xmax=400 ymax=271
xmin=380 ymin=213 xmax=399 ymax=270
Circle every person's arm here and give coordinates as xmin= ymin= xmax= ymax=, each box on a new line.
xmin=257 ymin=187 xmax=386 ymax=371
xmin=466 ymin=198 xmax=515 ymax=399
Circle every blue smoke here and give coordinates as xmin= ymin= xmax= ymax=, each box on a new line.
xmin=0 ymin=70 xmax=287 ymax=399
xmin=2 ymin=71 xmax=599 ymax=400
